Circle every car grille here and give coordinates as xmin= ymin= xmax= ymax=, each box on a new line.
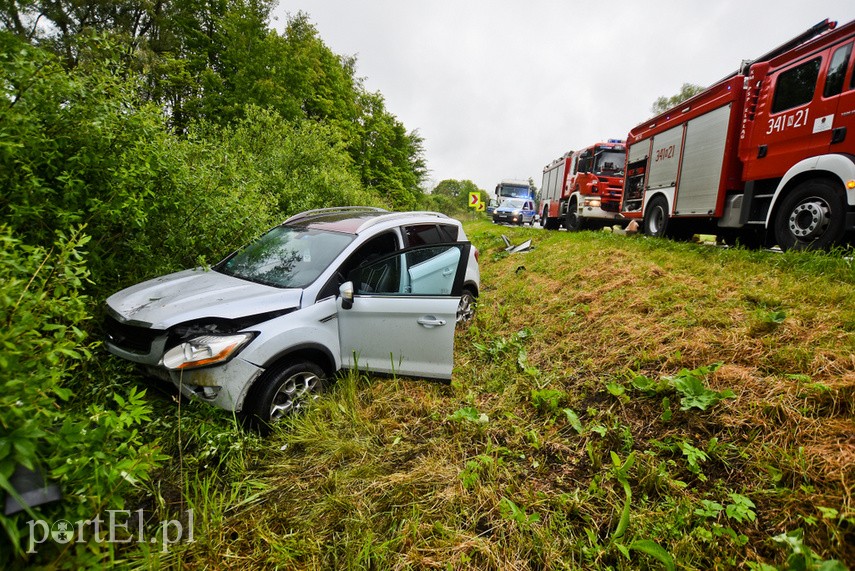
xmin=104 ymin=315 xmax=164 ymax=354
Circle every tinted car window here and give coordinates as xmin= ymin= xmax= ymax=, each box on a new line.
xmin=317 ymin=232 xmax=398 ymax=299
xmin=351 ymin=252 xmax=403 ymax=294
xmin=350 ymin=245 xmax=462 ymax=295
xmin=404 ymin=224 xmax=459 ymax=246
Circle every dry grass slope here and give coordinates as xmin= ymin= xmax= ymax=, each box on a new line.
xmin=179 ymin=219 xmax=854 ymax=570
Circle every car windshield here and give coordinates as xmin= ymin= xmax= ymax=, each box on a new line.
xmin=217 ymin=226 xmax=354 ymax=288
xmin=500 ymin=198 xmax=527 ymax=209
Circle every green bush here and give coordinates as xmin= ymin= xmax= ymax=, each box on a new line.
xmin=132 ymin=108 xmax=382 ymax=274
xmin=0 ymin=32 xmax=179 ymax=292
xmin=0 ymin=28 xmax=425 ymax=568
xmin=0 ymin=34 xmax=385 ymax=295
xmin=0 ymin=226 xmax=166 ymax=566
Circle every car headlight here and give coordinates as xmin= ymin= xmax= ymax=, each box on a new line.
xmin=161 ymin=333 xmax=254 ymax=370
xmin=584 ymin=198 xmax=602 ymax=208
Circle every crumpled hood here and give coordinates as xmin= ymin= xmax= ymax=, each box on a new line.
xmin=105 ymin=268 xmax=302 ymax=329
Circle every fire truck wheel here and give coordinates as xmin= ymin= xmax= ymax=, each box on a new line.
xmin=643 ymin=195 xmax=670 ymax=237
xmin=543 ymin=211 xmax=559 ymax=230
xmin=565 ymin=199 xmax=587 ymax=232
xmin=773 ymin=180 xmax=846 ymax=251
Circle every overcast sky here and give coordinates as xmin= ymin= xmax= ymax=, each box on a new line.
xmin=270 ymin=1 xmax=855 ymax=195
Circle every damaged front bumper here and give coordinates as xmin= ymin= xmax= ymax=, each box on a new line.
xmin=143 ymin=357 xmax=263 ymax=412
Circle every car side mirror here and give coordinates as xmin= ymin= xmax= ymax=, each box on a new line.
xmin=339 ymin=281 xmax=354 ymax=310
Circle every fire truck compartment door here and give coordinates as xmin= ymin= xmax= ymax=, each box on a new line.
xmin=628 ymin=139 xmax=650 ymax=165
xmin=674 ymin=104 xmax=731 ymax=215
xmin=647 ymin=126 xmax=683 ymax=192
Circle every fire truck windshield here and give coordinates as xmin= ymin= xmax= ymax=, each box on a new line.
xmin=594 ymin=150 xmax=626 ymax=176
xmin=497 ymin=185 xmax=532 ymax=199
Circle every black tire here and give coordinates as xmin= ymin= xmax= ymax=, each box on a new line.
xmin=643 ymin=195 xmax=670 ymax=238
xmin=773 ymin=179 xmax=847 ymax=251
xmin=245 ymin=361 xmax=326 ymax=432
xmin=565 ymin=199 xmax=587 ymax=232
xmin=457 ymin=287 xmax=477 ymax=325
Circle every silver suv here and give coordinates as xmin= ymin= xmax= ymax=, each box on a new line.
xmin=104 ymin=208 xmax=479 ymax=427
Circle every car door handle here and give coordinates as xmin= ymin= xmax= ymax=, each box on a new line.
xmin=417 ymin=316 xmax=447 ymax=328
xmin=442 ymin=268 xmax=454 ymax=276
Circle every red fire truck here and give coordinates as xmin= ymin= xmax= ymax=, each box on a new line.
xmin=621 ymin=18 xmax=855 ymax=250
xmin=539 ymin=140 xmax=627 ymax=231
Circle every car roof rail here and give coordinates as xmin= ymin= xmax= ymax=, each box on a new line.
xmin=355 ymin=210 xmax=452 ymax=232
xmin=284 ymin=206 xmax=389 ymax=225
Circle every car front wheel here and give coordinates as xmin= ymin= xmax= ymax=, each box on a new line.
xmin=245 ymin=361 xmax=326 ymax=432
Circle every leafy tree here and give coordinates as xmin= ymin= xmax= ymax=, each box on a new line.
xmin=0 ymin=0 xmax=155 ymax=65
xmin=157 ymin=0 xmax=279 ymax=131
xmin=0 ymin=3 xmax=426 ymax=209
xmin=0 ymin=31 xmax=382 ymax=291
xmin=355 ymin=90 xmax=426 ymax=209
xmin=275 ymin=12 xmax=360 ymax=127
xmin=528 ymin=177 xmax=539 ymax=201
xmin=435 ymin=179 xmax=482 ymax=200
xmin=651 ymin=82 xmax=705 ymax=115
xmin=425 ymin=179 xmax=486 ymax=216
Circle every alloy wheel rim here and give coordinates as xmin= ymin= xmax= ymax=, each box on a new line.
xmin=270 ymin=371 xmax=320 ymax=420
xmin=457 ymin=293 xmax=475 ymax=323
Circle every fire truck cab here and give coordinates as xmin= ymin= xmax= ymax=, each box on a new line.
xmin=540 ymin=140 xmax=627 ymax=231
xmin=622 ymin=18 xmax=855 ymax=250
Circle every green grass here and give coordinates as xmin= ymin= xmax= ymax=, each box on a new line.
xmin=131 ymin=221 xmax=853 ymax=570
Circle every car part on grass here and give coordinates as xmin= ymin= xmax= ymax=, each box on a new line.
xmin=4 ymin=465 xmax=62 ymax=515
xmin=501 ymin=235 xmax=534 ymax=253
